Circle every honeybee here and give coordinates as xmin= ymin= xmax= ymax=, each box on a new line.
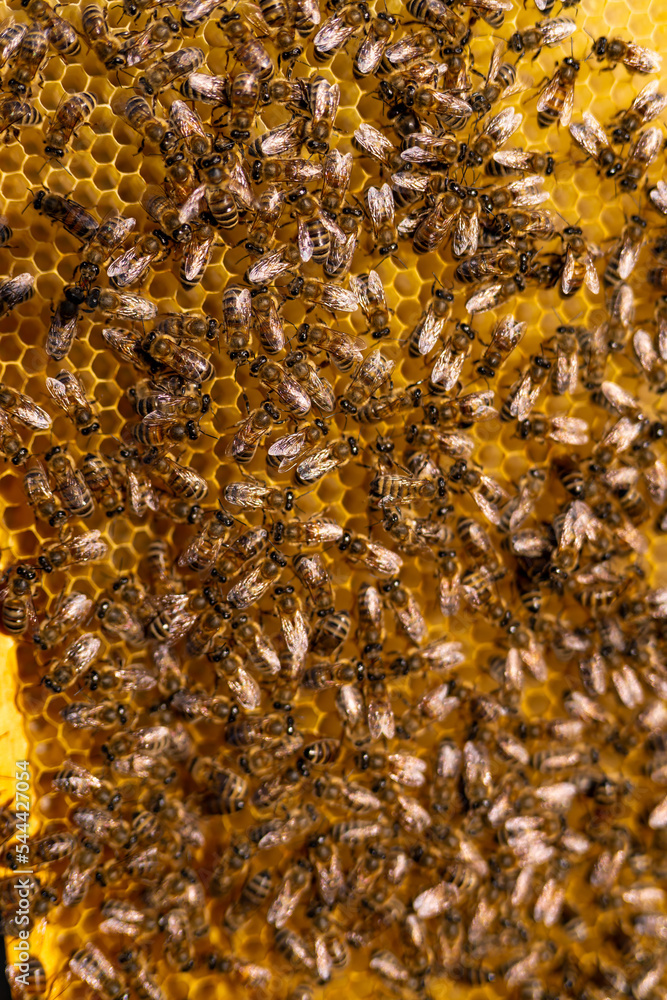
xmin=118 ymin=15 xmax=181 ymax=69
xmin=248 ymin=116 xmax=305 ymax=159
xmin=405 ymin=0 xmax=467 ymax=39
xmin=0 ymin=567 xmax=38 ymax=637
xmin=536 ymin=58 xmax=580 ymax=128
xmin=406 ymin=288 xmax=454 ymax=358
xmin=476 ymin=315 xmax=526 ymax=379
xmin=560 ymin=226 xmax=600 ymax=296
xmin=219 ymin=13 xmax=273 ymax=81
xmin=228 ymin=405 xmax=277 ymax=464
xmin=339 ymin=349 xmax=395 ymax=414
xmin=274 ymin=586 xmax=309 ymax=677
xmin=81 ymin=3 xmax=121 ymax=67
xmin=7 ymin=23 xmax=47 ymax=95
xmin=141 ymin=332 xmax=214 ymax=384
xmin=69 ymin=945 xmax=129 ymax=1000
xmin=353 ymin=122 xmax=403 ymax=172
xmin=0 ymin=18 xmax=26 ymax=71
xmin=6 ymin=956 xmax=47 ymax=998
xmin=313 ymin=4 xmax=368 ymax=62
xmin=294 ymin=439 xmax=353 ymax=485
xmin=46 ymin=447 xmax=94 ymax=519
xmin=369 ymin=474 xmax=437 ymax=507
xmin=611 ymin=81 xmax=667 ymax=144
xmin=349 ymin=270 xmax=389 ymax=338
xmin=518 ymin=414 xmax=590 ymax=445
xmin=296 ymin=323 xmax=364 ymax=372
xmin=0 ymin=96 xmax=41 ymax=139
xmin=285 ymin=353 xmax=336 ymax=414
xmin=633 ymin=328 xmax=667 ymax=391
xmin=46 ymin=371 xmax=99 ymax=435
xmin=508 ymin=17 xmax=576 ymax=57
xmin=354 ymin=11 xmax=396 ymax=76
xmin=500 ymin=355 xmax=552 ymax=421
xmin=365 ymin=183 xmax=397 ymax=257
xmin=429 ymin=331 xmax=473 ymax=394
xmin=249 ymin=356 xmax=312 ymax=416
xmin=79 ymin=212 xmax=136 ymax=286
xmin=149 ymin=455 xmax=208 ymax=501
xmin=224 ymin=477 xmax=291 ymax=510
xmin=42 ymin=633 xmax=101 ymax=693
xmin=33 ymin=190 xmax=98 ymax=241
xmin=411 ymin=189 xmax=459 ymax=257
xmin=619 ymin=126 xmax=662 ymax=190
xmin=593 ymin=36 xmax=661 ymax=73
xmin=107 ymin=233 xmax=169 ymax=288
xmin=267 ymin=421 xmax=327 ymax=472
xmin=0 ymin=272 xmax=34 ymax=320
xmin=569 ymin=111 xmax=621 ymax=175
xmin=181 ymin=70 xmax=230 ymax=105
xmin=115 ymin=95 xmax=173 ymax=150
xmin=39 ymin=527 xmax=108 ymax=574
xmin=24 ymin=461 xmax=63 ymax=523
xmin=466 ymin=108 xmax=524 ymax=170
xmin=468 ymin=42 xmax=518 ymax=114
xmin=135 ymin=46 xmax=205 ymax=98
xmin=178 ymin=512 xmax=235 ymax=572
xmin=604 ymin=215 xmax=646 ymax=286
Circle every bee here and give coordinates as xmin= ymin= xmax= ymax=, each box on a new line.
xmin=349 ymin=270 xmax=389 ymax=338
xmin=248 ymin=356 xmax=312 ymax=416
xmin=633 ymin=328 xmax=667 ymax=391
xmin=6 ymin=957 xmax=47 ymax=998
xmin=141 ymin=332 xmax=214 ymax=384
xmin=592 ymin=36 xmax=661 ymax=73
xmin=181 ymin=0 xmax=228 ymax=26
xmin=412 ymin=190 xmax=459 ymax=257
xmin=354 ymin=11 xmax=396 ymax=76
xmin=508 ymin=17 xmax=577 ymax=57
xmin=248 ymin=116 xmax=305 ymax=159
xmin=45 ymin=447 xmax=94 ymax=519
xmin=310 ymin=609 xmax=351 ymax=657
xmin=135 ymin=46 xmax=206 ymax=98
xmin=611 ymin=81 xmax=667 ymax=144
xmin=0 ymin=96 xmax=41 ymax=138
xmin=285 ymin=352 xmax=336 ymax=414
xmin=87 ymin=287 xmax=157 ymax=323
xmin=487 ymin=148 xmax=555 ymax=177
xmin=618 ymin=126 xmax=662 ymax=190
xmin=0 ymin=382 xmax=50 ymax=433
xmin=178 ymin=512 xmax=235 ymax=572
xmin=536 ymin=58 xmax=580 ymax=128
xmin=365 ymin=183 xmax=398 ymax=257
xmin=181 ymin=70 xmax=230 ymax=105
xmin=468 ymin=42 xmax=517 ymax=115
xmin=227 ymin=71 xmax=261 ymax=140
xmin=6 ymin=23 xmax=48 ymax=95
xmin=429 ymin=331 xmax=473 ymax=394
xmin=313 ymin=5 xmax=369 ymax=62
xmin=24 ymin=461 xmax=64 ymax=523
xmin=339 ymin=349 xmax=395 ymax=413
xmin=500 ymin=355 xmax=552 ymax=421
xmin=304 ymin=74 xmax=340 ymax=152
xmin=46 ymin=371 xmax=99 ymax=435
xmin=107 ymin=233 xmax=168 ymax=288
xmin=281 ymin=518 xmax=344 ymax=547
xmin=143 ymin=190 xmax=194 ymax=245
xmin=224 ymin=477 xmax=292 ymax=511
xmin=569 ymin=111 xmax=621 ymax=176
xmin=43 ymin=92 xmax=96 ymax=160
xmin=518 ymin=414 xmax=590 ymax=445
xmin=0 ymin=567 xmax=38 ymax=637
xmin=407 ymin=288 xmax=454 ymax=357
xmin=604 ymin=215 xmax=646 ymax=286
xmin=267 ymin=422 xmax=325 ymax=475
xmin=115 ymin=95 xmax=173 ymax=151
xmin=293 ymin=190 xmax=331 ymax=264
xmin=149 ymin=456 xmax=209 ymax=501
xmin=218 ymin=14 xmax=273 ymax=81
xmin=228 ymin=405 xmax=278 ymax=464
xmin=295 ymin=323 xmax=365 ymax=373
xmin=0 ymin=18 xmax=26 ymax=71
xmin=465 ymin=108 xmax=523 ymax=169
xmin=220 ymin=285 xmax=252 ymax=358
xmin=45 ymin=284 xmax=87 ymax=362
xmin=41 ymin=633 xmax=101 ymax=693
xmin=118 ymin=15 xmax=181 ymax=70
xmin=353 ymin=121 xmax=403 ymax=172
xmin=294 ymin=440 xmax=353 ymax=485
xmin=476 ymin=315 xmax=525 ymax=379
xmin=81 ymin=4 xmax=121 ymax=67
xmin=69 ymin=944 xmax=129 ymax=1000
xmin=79 ymin=453 xmax=124 ymax=515
xmin=560 ymin=226 xmax=600 ymax=296
xmin=78 ymin=212 xmax=136 ymax=286
xmin=216 ymin=526 xmax=271 ymax=580
xmin=249 ymin=291 xmax=284 ymax=356
xmin=33 ymin=190 xmax=98 ymax=242
xmin=369 ymin=474 xmax=437 ymax=507
xmin=405 ymin=0 xmax=466 ymax=39
xmin=39 ymin=527 xmax=108 ymax=574
xmin=274 ymin=586 xmax=309 ymax=676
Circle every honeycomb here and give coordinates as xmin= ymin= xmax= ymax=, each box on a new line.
xmin=0 ymin=0 xmax=667 ymax=998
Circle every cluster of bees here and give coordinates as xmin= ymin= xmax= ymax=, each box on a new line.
xmin=1 ymin=0 xmax=667 ymax=998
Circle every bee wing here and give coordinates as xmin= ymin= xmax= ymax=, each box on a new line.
xmin=325 ymin=230 xmax=357 ymax=279
xmin=367 ymin=693 xmax=395 ymax=740
xmin=624 ymin=42 xmax=661 ymax=73
xmin=536 ymin=73 xmax=562 ymax=115
xmin=540 ymin=17 xmax=577 ymax=44
xmin=322 ymin=149 xmax=352 ymax=195
xmin=267 ymin=432 xmax=307 ymax=471
xmin=416 ymin=305 xmax=445 ymax=356
xmin=601 ymin=380 xmax=642 ymax=415
xmin=107 ymin=247 xmax=153 ymax=287
xmin=227 ymin=566 xmax=270 ymax=610
xmin=632 ymin=126 xmax=662 ymax=165
xmin=487 ymin=41 xmax=503 ymax=83
xmin=281 ymin=607 xmax=309 ymax=668
xmin=246 ymin=247 xmax=295 ymax=285
xmin=257 ymin=118 xmax=304 ymax=158
xmin=227 ymin=160 xmax=254 ymax=211
xmin=46 ymin=376 xmax=71 ymax=412
xmin=618 ymin=234 xmax=642 ymax=281
xmin=178 ymin=183 xmax=207 ymax=224
xmin=365 ymin=540 xmax=403 ymax=576
xmin=466 ymin=282 xmax=503 ymax=314
xmin=182 ymin=230 xmax=214 ymax=285
xmin=658 ymin=319 xmax=667 ymax=360
xmin=320 ymin=283 xmax=359 ymax=313
xmin=313 ymin=14 xmax=356 ymax=55
xmin=561 ymin=244 xmax=579 ymax=296
xmin=650 ymin=180 xmax=667 ymax=216
xmin=316 ymin=79 xmax=340 ymax=122
xmin=508 ymin=372 xmax=538 ymax=420
xmin=486 ymin=108 xmax=523 ymax=145
xmin=354 ymin=122 xmax=395 ymax=165
xmin=633 ymin=329 xmax=659 ymax=373
xmin=582 ymin=249 xmax=600 ymax=293
xmin=227 ymin=664 xmax=261 ymax=711
xmin=366 ymin=184 xmax=395 ymax=237
xmin=553 ymin=350 xmax=578 ymax=394
xmin=452 ymin=209 xmax=479 ymax=257
xmin=46 ymin=306 xmax=78 ymax=362
xmin=430 ymin=342 xmax=465 ymax=392
xmin=169 ymin=99 xmax=206 ymax=140
xmin=645 ymin=459 xmax=667 ymax=505
xmin=298 ymin=217 xmax=314 ymax=263
xmin=507 ymin=174 xmax=548 ymax=207
xmin=548 ymin=416 xmax=589 ymax=445
xmin=355 ymin=24 xmax=386 ymax=75
xmin=492 ymin=148 xmax=535 ymax=171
